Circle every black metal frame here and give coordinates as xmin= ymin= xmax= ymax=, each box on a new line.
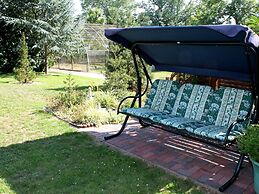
xmin=104 ymin=41 xmax=259 ymax=192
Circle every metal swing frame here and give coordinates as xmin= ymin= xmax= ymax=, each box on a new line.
xmin=104 ymin=40 xmax=259 ymax=192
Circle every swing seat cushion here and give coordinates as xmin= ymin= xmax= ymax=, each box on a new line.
xmin=121 ymin=79 xmax=252 ymax=143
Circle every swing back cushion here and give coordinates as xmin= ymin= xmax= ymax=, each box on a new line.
xmin=122 ymin=79 xmax=252 ymax=142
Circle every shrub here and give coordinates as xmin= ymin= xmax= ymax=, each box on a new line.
xmin=237 ymin=125 xmax=259 ymax=162
xmin=49 ymin=74 xmax=124 ymax=127
xmin=94 ymin=91 xmax=119 ymax=110
xmin=14 ymin=33 xmax=36 ymax=83
xmin=104 ymin=43 xmax=150 ymax=94
xmin=65 ymin=100 xmax=124 ymax=127
xmin=51 ymin=74 xmax=86 ymax=110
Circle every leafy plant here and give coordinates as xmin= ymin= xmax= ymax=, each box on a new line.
xmin=170 ymin=72 xmax=198 ymax=84
xmin=69 ymin=103 xmax=123 ymax=127
xmin=245 ymin=15 xmax=259 ymax=34
xmin=51 ymin=74 xmax=86 ymax=109
xmin=94 ymin=91 xmax=119 ymax=110
xmin=14 ymin=33 xmax=36 ymax=83
xmin=237 ymin=126 xmax=259 ymax=162
xmin=49 ymin=74 xmax=124 ymax=126
xmin=104 ymin=43 xmax=150 ymax=96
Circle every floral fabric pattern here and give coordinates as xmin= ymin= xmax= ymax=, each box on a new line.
xmin=171 ymin=83 xmax=212 ymax=120
xmin=144 ymin=79 xmax=180 ymax=112
xmin=121 ymin=80 xmax=253 ymax=143
xmin=201 ymin=87 xmax=252 ymax=133
xmin=178 ymin=121 xmax=240 ymax=141
xmin=121 ymin=107 xmax=162 ymax=119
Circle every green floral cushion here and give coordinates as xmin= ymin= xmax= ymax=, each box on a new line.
xmin=201 ymin=87 xmax=252 ymax=133
xmin=144 ymin=79 xmax=180 ymax=113
xmin=178 ymin=121 xmax=242 ymax=142
xmin=121 ymin=107 xmax=163 ymax=119
xmin=160 ymin=116 xmax=197 ymax=129
xmin=170 ymin=83 xmax=212 ymax=120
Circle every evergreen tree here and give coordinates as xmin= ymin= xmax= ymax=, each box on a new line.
xmin=14 ymin=33 xmax=36 ymax=83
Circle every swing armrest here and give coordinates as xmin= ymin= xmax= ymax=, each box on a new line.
xmin=223 ymin=115 xmax=250 ymax=145
xmin=117 ymin=94 xmax=141 ymax=114
xmin=117 ymin=78 xmax=151 ymax=114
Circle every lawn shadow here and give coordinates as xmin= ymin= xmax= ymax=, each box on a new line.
xmin=0 ymin=73 xmax=13 ymax=78
xmin=0 ymin=131 xmax=203 ymax=194
xmin=48 ymin=85 xmax=105 ymax=92
xmin=47 ymin=86 xmax=89 ymax=92
xmin=0 ymin=132 xmax=98 ymax=194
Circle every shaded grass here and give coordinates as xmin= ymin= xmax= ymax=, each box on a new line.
xmin=0 ymin=133 xmax=202 ymax=194
xmin=0 ymin=73 xmax=204 ymax=194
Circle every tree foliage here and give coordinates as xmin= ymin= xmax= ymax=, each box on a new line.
xmin=225 ymin=0 xmax=258 ymax=25
xmin=86 ymin=8 xmax=106 ymax=24
xmin=103 ymin=43 xmax=136 ymax=93
xmin=245 ymin=15 xmax=259 ymax=34
xmin=189 ymin=0 xmax=258 ymax=25
xmin=14 ymin=33 xmax=36 ymax=83
xmin=82 ymin=0 xmax=141 ymax=93
xmin=0 ymin=0 xmax=85 ymax=73
xmin=189 ymin=0 xmax=227 ymax=25
xmin=138 ymin=0 xmax=196 ymax=26
xmin=82 ymin=0 xmax=137 ymax=27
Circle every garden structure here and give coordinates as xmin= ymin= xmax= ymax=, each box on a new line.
xmin=104 ymin=25 xmax=259 ymax=192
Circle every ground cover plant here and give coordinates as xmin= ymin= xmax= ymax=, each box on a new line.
xmin=49 ymin=74 xmax=124 ymax=126
xmin=0 ymin=73 xmax=204 ymax=194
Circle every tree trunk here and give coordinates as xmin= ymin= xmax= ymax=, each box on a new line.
xmin=86 ymin=52 xmax=90 ymax=72
xmin=44 ymin=44 xmax=48 ymax=75
xmin=70 ymin=55 xmax=74 ymax=70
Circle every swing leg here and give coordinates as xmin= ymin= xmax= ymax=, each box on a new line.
xmin=139 ymin=119 xmax=150 ymax=127
xmin=219 ymin=154 xmax=245 ymax=192
xmin=104 ymin=115 xmax=129 ymax=140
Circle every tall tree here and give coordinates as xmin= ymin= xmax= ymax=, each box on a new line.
xmin=189 ymin=0 xmax=258 ymax=25
xmin=86 ymin=8 xmax=106 ymax=24
xmin=0 ymin=0 xmax=85 ymax=73
xmin=225 ymin=0 xmax=258 ymax=24
xmin=14 ymin=33 xmax=36 ymax=83
xmin=245 ymin=15 xmax=259 ymax=33
xmin=189 ymin=0 xmax=227 ymax=25
xmin=82 ymin=0 xmax=137 ymax=27
xmin=138 ymin=0 xmax=195 ymax=26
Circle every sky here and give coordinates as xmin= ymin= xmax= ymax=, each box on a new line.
xmin=72 ymin=0 xmax=82 ymax=15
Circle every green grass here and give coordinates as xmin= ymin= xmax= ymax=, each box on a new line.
xmin=151 ymin=71 xmax=172 ymax=80
xmin=0 ymin=73 xmax=204 ymax=194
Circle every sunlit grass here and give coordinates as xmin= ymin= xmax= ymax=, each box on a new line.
xmin=0 ymin=73 xmax=204 ymax=194
xmin=151 ymin=71 xmax=172 ymax=80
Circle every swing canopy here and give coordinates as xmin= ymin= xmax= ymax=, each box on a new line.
xmin=105 ymin=25 xmax=259 ymax=82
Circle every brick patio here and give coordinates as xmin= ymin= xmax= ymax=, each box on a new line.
xmin=79 ymin=120 xmax=255 ymax=194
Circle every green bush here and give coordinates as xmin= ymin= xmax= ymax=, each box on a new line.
xmin=104 ymin=43 xmax=150 ymax=94
xmin=64 ymin=100 xmax=124 ymax=127
xmin=14 ymin=33 xmax=36 ymax=83
xmin=237 ymin=125 xmax=259 ymax=162
xmin=49 ymin=74 xmax=124 ymax=127
xmin=51 ymin=74 xmax=86 ymax=110
xmin=94 ymin=91 xmax=119 ymax=110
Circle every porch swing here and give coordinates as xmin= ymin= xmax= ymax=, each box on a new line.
xmin=104 ymin=25 xmax=259 ymax=192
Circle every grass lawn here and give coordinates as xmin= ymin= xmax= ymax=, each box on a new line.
xmin=0 ymin=73 xmax=204 ymax=194
xmin=151 ymin=71 xmax=172 ymax=80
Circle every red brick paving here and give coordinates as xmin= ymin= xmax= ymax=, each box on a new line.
xmin=81 ymin=120 xmax=255 ymax=194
